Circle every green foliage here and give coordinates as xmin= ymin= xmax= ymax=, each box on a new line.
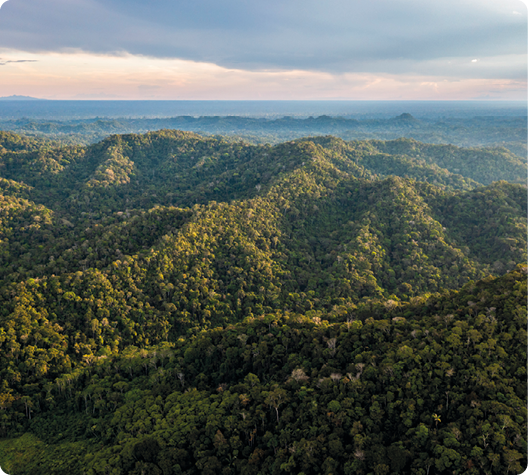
xmin=0 ymin=129 xmax=525 ymax=474
xmin=368 ymin=137 xmax=526 ymax=185
xmin=1 ymin=268 xmax=526 ymax=474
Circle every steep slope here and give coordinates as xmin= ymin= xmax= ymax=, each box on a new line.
xmin=300 ymin=136 xmax=481 ymax=190
xmin=367 ymin=138 xmax=526 ymax=185
xmin=426 ymin=181 xmax=527 ymax=272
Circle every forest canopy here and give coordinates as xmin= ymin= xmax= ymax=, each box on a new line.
xmin=0 ymin=130 xmax=525 ymax=474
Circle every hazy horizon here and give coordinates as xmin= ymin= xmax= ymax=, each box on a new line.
xmin=0 ymin=99 xmax=526 ymax=121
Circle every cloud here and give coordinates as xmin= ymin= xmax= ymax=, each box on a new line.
xmin=0 ymin=58 xmax=37 ymax=65
xmin=0 ymin=49 xmax=524 ymax=100
xmin=0 ymin=0 xmax=525 ymax=77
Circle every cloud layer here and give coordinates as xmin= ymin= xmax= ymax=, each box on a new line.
xmin=0 ymin=50 xmax=524 ymax=101
xmin=0 ymin=0 xmax=525 ymax=77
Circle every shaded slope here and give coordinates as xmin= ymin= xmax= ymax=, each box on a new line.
xmin=427 ymin=181 xmax=527 ymax=272
xmin=304 ymin=136 xmax=480 ymax=190
xmin=368 ymin=137 xmax=526 ymax=185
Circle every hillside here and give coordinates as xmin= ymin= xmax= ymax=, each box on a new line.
xmin=0 ymin=130 xmax=525 ymax=474
xmin=0 ymin=267 xmax=526 ymax=475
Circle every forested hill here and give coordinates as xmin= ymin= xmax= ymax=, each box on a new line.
xmin=0 ymin=130 xmax=526 ymax=474
xmin=0 ymin=114 xmax=526 ymax=154
xmin=1 ymin=268 xmax=526 ymax=475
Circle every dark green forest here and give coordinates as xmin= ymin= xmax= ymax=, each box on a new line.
xmin=0 ymin=130 xmax=525 ymax=474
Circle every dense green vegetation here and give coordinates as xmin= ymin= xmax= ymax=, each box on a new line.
xmin=0 ymin=130 xmax=525 ymax=474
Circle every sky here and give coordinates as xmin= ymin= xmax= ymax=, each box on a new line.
xmin=0 ymin=0 xmax=526 ymax=100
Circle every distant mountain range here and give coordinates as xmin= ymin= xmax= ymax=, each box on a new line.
xmin=0 ymin=95 xmax=46 ymax=101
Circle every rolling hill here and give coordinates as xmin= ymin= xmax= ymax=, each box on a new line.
xmin=0 ymin=130 xmax=525 ymax=474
